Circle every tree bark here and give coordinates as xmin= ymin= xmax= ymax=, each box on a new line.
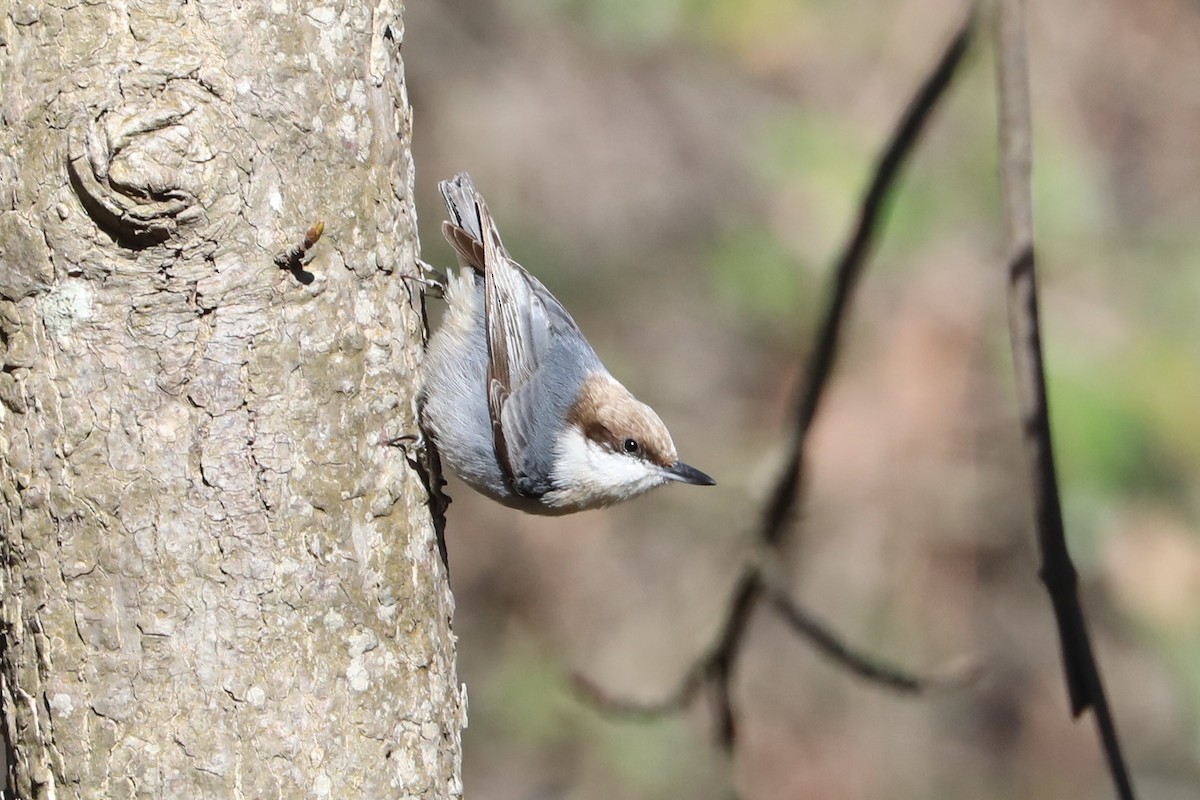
xmin=0 ymin=1 xmax=463 ymax=797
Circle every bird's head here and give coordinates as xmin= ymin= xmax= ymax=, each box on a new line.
xmin=545 ymin=373 xmax=715 ymax=511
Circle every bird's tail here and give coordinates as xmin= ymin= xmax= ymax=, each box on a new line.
xmin=439 ymin=173 xmax=484 ymax=243
xmin=440 ymin=172 xmax=493 ymax=272
xmin=439 ymin=172 xmax=512 ymax=273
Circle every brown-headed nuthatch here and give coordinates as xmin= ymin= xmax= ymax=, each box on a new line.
xmin=419 ymin=173 xmax=715 ymax=514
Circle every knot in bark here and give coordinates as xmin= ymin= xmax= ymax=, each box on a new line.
xmin=66 ymin=83 xmax=228 ymax=248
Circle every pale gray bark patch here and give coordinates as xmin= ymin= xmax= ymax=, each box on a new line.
xmin=0 ymin=1 xmax=464 ymax=797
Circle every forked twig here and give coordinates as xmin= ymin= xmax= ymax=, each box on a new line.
xmin=575 ymin=9 xmax=979 ymax=751
xmin=707 ymin=8 xmax=978 ymax=747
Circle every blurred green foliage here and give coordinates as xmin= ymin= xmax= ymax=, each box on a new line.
xmin=525 ymin=0 xmax=806 ymax=50
xmin=706 ymin=222 xmax=819 ymax=338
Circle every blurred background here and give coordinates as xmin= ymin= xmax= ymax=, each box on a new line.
xmin=404 ymin=0 xmax=1200 ymax=797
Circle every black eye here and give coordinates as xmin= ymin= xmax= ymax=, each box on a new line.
xmin=622 ymin=438 xmax=639 ymax=454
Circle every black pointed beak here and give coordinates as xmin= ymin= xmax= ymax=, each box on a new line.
xmin=664 ymin=460 xmax=716 ymax=486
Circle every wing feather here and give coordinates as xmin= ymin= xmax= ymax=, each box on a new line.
xmin=477 ymin=197 xmax=539 ymax=492
xmin=438 ymin=172 xmax=595 ymax=497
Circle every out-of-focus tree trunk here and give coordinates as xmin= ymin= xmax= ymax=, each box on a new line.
xmin=0 ymin=1 xmax=463 ymax=797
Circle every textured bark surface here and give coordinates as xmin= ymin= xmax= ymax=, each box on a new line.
xmin=0 ymin=1 xmax=463 ymax=797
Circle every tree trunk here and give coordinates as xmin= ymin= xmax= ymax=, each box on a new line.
xmin=0 ymin=1 xmax=463 ymax=797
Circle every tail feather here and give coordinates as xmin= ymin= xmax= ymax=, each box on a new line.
xmin=439 ymin=173 xmax=485 ymax=242
xmin=441 ymin=220 xmax=486 ymax=272
xmin=439 ymin=172 xmax=511 ymax=273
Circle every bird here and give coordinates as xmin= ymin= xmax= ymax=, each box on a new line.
xmin=418 ymin=173 xmax=715 ymax=514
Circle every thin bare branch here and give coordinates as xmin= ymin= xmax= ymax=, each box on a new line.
xmin=570 ymin=666 xmax=705 ymax=718
xmin=573 ymin=10 xmax=979 ymax=754
xmin=707 ymin=570 xmax=762 ymax=750
xmin=710 ymin=7 xmax=978 ymax=746
xmin=762 ymin=7 xmax=977 ymax=547
xmin=994 ymin=1 xmax=1135 ymax=797
xmin=762 ymin=582 xmax=981 ymax=693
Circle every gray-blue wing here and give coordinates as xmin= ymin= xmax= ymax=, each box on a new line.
xmin=438 ymin=173 xmax=595 ymax=496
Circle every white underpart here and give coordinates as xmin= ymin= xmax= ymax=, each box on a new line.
xmin=543 ymin=425 xmax=667 ymax=511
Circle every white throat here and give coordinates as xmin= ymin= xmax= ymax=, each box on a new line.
xmin=542 ymin=425 xmax=666 ymax=511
